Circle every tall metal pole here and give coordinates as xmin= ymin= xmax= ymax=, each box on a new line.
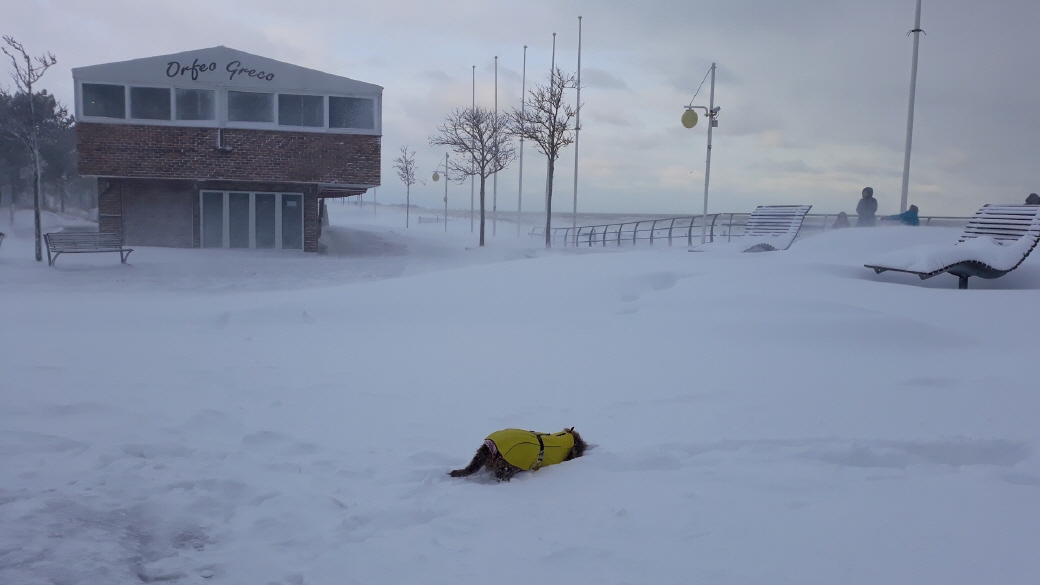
xmin=471 ymin=65 xmax=475 ymax=232
xmin=572 ymin=16 xmax=582 ymax=231
xmin=547 ymin=33 xmax=556 ymax=218
xmin=444 ymin=152 xmax=449 ymax=233
xmin=493 ymin=56 xmax=499 ymax=237
xmin=701 ymin=63 xmax=716 ymax=244
xmin=517 ymin=45 xmax=527 ymax=237
xmin=900 ymin=0 xmax=923 ymax=214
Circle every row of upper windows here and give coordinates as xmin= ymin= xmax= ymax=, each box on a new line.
xmin=80 ymin=83 xmax=376 ymax=130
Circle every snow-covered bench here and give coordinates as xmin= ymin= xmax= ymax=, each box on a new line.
xmin=864 ymin=204 xmax=1040 ymax=289
xmin=691 ymin=205 xmax=812 ymax=252
xmin=0 ymin=232 xmax=4 ymax=249
xmin=44 ymin=232 xmax=134 ymax=267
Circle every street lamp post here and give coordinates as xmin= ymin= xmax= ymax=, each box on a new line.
xmin=432 ymin=152 xmax=449 ymax=233
xmin=681 ymin=62 xmax=720 ymax=244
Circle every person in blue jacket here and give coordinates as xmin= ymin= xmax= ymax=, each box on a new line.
xmin=881 ymin=204 xmax=920 ymax=226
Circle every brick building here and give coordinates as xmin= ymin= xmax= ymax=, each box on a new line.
xmin=73 ymin=46 xmax=382 ymax=252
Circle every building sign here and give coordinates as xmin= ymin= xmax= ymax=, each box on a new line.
xmin=166 ymin=58 xmax=276 ymax=82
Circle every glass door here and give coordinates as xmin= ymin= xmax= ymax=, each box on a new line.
xmin=228 ymin=192 xmax=251 ymax=248
xmin=281 ymin=194 xmax=303 ymax=250
xmin=200 ymin=191 xmax=304 ymax=250
xmin=201 ymin=191 xmax=224 ymax=248
xmin=255 ymin=193 xmax=277 ymax=249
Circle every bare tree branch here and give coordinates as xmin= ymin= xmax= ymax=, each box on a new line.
xmin=392 ymin=145 xmax=417 ymax=187
xmin=430 ymin=107 xmax=515 ymax=246
xmin=392 ymin=145 xmax=417 ymax=227
xmin=2 ymin=36 xmax=57 ymax=261
xmin=2 ymin=36 xmax=56 ymax=94
xmin=509 ymin=67 xmax=581 ymax=248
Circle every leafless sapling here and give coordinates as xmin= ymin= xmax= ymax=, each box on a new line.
xmin=430 ymin=107 xmax=515 ymax=246
xmin=392 ymin=146 xmax=417 ymax=228
xmin=510 ymin=67 xmax=579 ymax=248
xmin=1 ymin=36 xmax=57 ymax=261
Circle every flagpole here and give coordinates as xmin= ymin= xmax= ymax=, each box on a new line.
xmin=900 ymin=0 xmax=924 ymax=214
xmin=493 ymin=55 xmax=498 ymax=237
xmin=701 ymin=63 xmax=716 ymax=244
xmin=547 ymin=33 xmax=555 ymax=219
xmin=471 ymin=65 xmax=475 ymax=232
xmin=517 ymin=45 xmax=527 ymax=237
xmin=572 ymin=16 xmax=582 ymax=231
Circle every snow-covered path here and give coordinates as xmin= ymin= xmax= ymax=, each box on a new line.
xmin=2 ymin=206 xmax=1038 ymax=584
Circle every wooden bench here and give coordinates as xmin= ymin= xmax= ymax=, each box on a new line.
xmin=865 ymin=204 xmax=1040 ymax=289
xmin=692 ymin=205 xmax=812 ymax=252
xmin=44 ymin=232 xmax=134 ymax=266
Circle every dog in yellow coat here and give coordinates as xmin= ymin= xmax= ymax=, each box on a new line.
xmin=450 ymin=428 xmax=587 ymax=481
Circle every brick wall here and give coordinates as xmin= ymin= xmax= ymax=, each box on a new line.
xmin=304 ymin=193 xmax=320 ymax=251
xmin=77 ymin=123 xmax=380 ymax=186
xmin=97 ymin=179 xmax=123 ymax=236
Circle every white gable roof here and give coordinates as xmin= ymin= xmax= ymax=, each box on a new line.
xmin=72 ymin=46 xmax=381 ymax=96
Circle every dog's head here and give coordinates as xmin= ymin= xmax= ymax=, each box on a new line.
xmin=564 ymin=427 xmax=587 ymax=461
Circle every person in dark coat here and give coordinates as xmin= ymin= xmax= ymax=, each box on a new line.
xmin=831 ymin=211 xmax=850 ymax=229
xmin=856 ymin=187 xmax=877 ymax=226
xmin=1026 ymin=193 xmax=1040 ymax=205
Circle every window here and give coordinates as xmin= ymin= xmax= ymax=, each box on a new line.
xmin=329 ymin=96 xmax=374 ymax=129
xmin=175 ymin=89 xmax=215 ymax=121
xmin=82 ymin=83 xmax=125 ymax=118
xmin=279 ymin=94 xmax=324 ymax=127
xmin=227 ymin=91 xmax=274 ymax=122
xmin=130 ymin=87 xmax=171 ymax=120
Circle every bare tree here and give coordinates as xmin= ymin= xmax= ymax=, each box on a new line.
xmin=511 ymin=67 xmax=579 ymax=248
xmin=1 ymin=37 xmax=56 ymax=261
xmin=392 ymin=146 xmax=417 ymax=228
xmin=430 ymin=107 xmax=515 ymax=246
xmin=2 ymin=90 xmax=82 ymax=221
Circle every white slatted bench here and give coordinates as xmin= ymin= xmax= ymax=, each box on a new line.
xmin=691 ymin=205 xmax=813 ymax=252
xmin=44 ymin=232 xmax=133 ymax=267
xmin=865 ymin=204 xmax=1040 ymax=289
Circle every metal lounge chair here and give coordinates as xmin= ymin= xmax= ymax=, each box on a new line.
xmin=691 ymin=205 xmax=812 ymax=252
xmin=865 ymin=204 xmax=1040 ymax=289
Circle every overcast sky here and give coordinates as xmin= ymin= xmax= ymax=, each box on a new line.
xmin=5 ymin=0 xmax=1038 ymax=216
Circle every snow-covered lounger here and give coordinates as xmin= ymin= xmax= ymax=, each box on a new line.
xmin=690 ymin=205 xmax=812 ymax=252
xmin=865 ymin=204 xmax=1040 ymax=289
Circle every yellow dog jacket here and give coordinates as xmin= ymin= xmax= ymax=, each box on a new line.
xmin=486 ymin=429 xmax=575 ymax=471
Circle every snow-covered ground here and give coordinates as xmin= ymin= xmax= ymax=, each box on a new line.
xmin=2 ymin=204 xmax=1038 ymax=585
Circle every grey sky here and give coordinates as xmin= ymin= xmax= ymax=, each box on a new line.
xmin=6 ymin=0 xmax=1038 ymax=215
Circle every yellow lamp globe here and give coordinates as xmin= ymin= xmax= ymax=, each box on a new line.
xmin=432 ymin=171 xmax=440 ymax=182
xmin=681 ymin=108 xmax=699 ymax=129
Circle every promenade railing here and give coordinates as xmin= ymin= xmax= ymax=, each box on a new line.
xmin=529 ymin=213 xmax=972 ymax=247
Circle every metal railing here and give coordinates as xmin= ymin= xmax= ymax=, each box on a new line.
xmin=529 ymin=213 xmax=972 ymax=247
